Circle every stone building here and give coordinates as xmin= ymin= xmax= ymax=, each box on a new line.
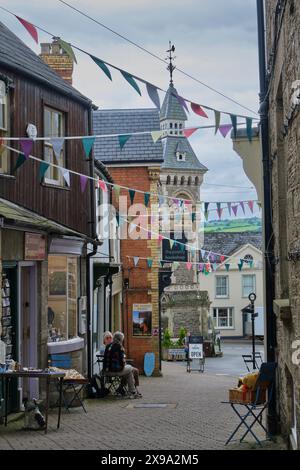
xmin=265 ymin=0 xmax=300 ymax=449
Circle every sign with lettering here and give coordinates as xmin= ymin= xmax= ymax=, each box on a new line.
xmin=24 ymin=233 xmax=46 ymax=261
xmin=162 ymin=236 xmax=188 ymax=262
xmin=188 ymin=336 xmax=204 ymax=359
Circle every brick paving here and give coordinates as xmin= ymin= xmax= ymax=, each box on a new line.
xmin=0 ymin=362 xmax=287 ymax=451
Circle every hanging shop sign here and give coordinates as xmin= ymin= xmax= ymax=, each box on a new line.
xmin=24 ymin=232 xmax=46 ymax=261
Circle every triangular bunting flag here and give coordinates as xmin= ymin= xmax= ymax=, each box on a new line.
xmin=232 ymin=205 xmax=239 ymax=217
xmin=186 ymin=262 xmax=192 ymax=271
xmin=219 ymin=124 xmax=233 ymax=138
xmin=217 ymin=208 xmax=223 ymax=219
xmin=99 ymin=180 xmax=108 ymax=192
xmin=39 ymin=161 xmax=49 ymax=181
xmin=113 ymin=185 xmax=121 ymax=199
xmin=173 ymin=262 xmax=180 ymax=271
xmin=51 ymin=138 xmax=65 ymax=160
xmin=172 ymin=92 xmax=189 ymax=113
xmin=240 ymin=201 xmax=245 ymax=214
xmin=129 ymin=189 xmax=135 ymax=205
xmin=146 ymin=83 xmax=160 ymax=109
xmin=179 ymin=243 xmax=185 ymax=252
xmin=120 ymin=70 xmax=141 ymax=96
xmin=82 ymin=137 xmax=96 ymax=159
xmin=225 ymin=264 xmax=230 ymax=272
xmin=16 ymin=16 xmax=38 ymax=44
xmin=246 ymin=117 xmax=253 ymax=142
xmin=80 ymin=175 xmax=88 ymax=193
xmin=191 ymin=102 xmax=208 ymax=118
xmin=214 ymin=111 xmax=221 ymax=134
xmin=230 ymin=114 xmax=238 ymax=139
xmin=14 ymin=153 xmax=27 ymax=171
xmin=144 ymin=192 xmax=150 ymax=207
xmin=147 ymin=258 xmax=153 ymax=268
xmin=158 ymin=195 xmax=165 ymax=206
xmin=19 ymin=139 xmax=33 ymax=160
xmin=238 ymin=263 xmax=243 ymax=272
xmin=116 ymin=212 xmax=120 ymax=226
xmin=151 ymin=130 xmax=164 ymax=143
xmin=249 ymin=260 xmax=254 ymax=269
xmin=90 ymin=55 xmax=112 ymax=80
xmin=119 ymin=134 xmax=132 ymax=150
xmin=62 ymin=169 xmax=70 ymax=187
xmin=220 ymin=255 xmax=226 ymax=263
xmin=205 ymin=202 xmax=210 ymax=213
xmin=58 ymin=39 xmax=77 ymax=64
xmin=227 ymin=202 xmax=232 ymax=216
xmin=248 ymin=201 xmax=254 ymax=213
xmin=133 ymin=257 xmax=140 ymax=267
xmin=183 ymin=128 xmax=199 ymax=138
xmin=169 ymin=239 xmax=175 ymax=250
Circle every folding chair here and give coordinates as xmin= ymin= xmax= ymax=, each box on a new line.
xmin=222 ymin=362 xmax=277 ymax=446
xmin=100 ymin=371 xmax=128 ymax=396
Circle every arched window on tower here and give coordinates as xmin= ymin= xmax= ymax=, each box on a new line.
xmin=188 ymin=177 xmax=192 ymax=186
xmin=174 ymin=176 xmax=178 ymax=186
xmin=195 ymin=177 xmax=200 ymax=186
xmin=180 ymin=176 xmax=185 ymax=186
xmin=166 ymin=175 xmax=171 ymax=185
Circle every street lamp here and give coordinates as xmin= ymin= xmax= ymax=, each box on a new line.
xmin=243 ymin=293 xmax=258 ymax=369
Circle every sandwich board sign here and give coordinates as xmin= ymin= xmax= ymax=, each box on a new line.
xmin=188 ymin=336 xmax=204 ymax=360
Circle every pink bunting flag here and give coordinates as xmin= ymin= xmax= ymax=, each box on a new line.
xmin=19 ymin=139 xmax=33 ymax=160
xmin=232 ymin=205 xmax=239 ymax=217
xmin=186 ymin=262 xmax=193 ymax=271
xmin=219 ymin=124 xmax=233 ymax=138
xmin=248 ymin=201 xmax=254 ymax=213
xmin=183 ymin=128 xmax=199 ymax=138
xmin=80 ymin=175 xmax=88 ymax=193
xmin=190 ymin=102 xmax=208 ymax=118
xmin=220 ymin=255 xmax=226 ymax=263
xmin=240 ymin=201 xmax=245 ymax=214
xmin=98 ymin=180 xmax=108 ymax=192
xmin=217 ymin=208 xmax=223 ymax=219
xmin=16 ymin=16 xmax=38 ymax=44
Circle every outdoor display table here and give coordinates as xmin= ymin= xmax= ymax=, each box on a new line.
xmin=0 ymin=370 xmax=65 ymax=433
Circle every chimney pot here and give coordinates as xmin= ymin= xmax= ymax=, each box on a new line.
xmin=40 ymin=43 xmax=51 ymax=55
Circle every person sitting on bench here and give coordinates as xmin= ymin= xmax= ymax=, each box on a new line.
xmin=103 ymin=331 xmax=142 ymax=398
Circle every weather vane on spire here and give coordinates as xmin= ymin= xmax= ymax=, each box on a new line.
xmin=166 ymin=42 xmax=176 ymax=85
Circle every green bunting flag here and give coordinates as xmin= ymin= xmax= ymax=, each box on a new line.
xmin=90 ymin=55 xmax=112 ymax=80
xmin=238 ymin=263 xmax=243 ymax=272
xmin=151 ymin=130 xmax=164 ymax=143
xmin=147 ymin=258 xmax=153 ymax=268
xmin=230 ymin=114 xmax=238 ymax=139
xmin=58 ymin=39 xmax=77 ymax=64
xmin=173 ymin=262 xmax=180 ymax=271
xmin=246 ymin=117 xmax=253 ymax=143
xmin=129 ymin=189 xmax=136 ymax=205
xmin=82 ymin=137 xmax=96 ymax=159
xmin=144 ymin=192 xmax=150 ymax=207
xmin=179 ymin=243 xmax=185 ymax=252
xmin=119 ymin=134 xmax=132 ymax=150
xmin=39 ymin=161 xmax=50 ymax=181
xmin=225 ymin=264 xmax=230 ymax=272
xmin=249 ymin=260 xmax=254 ymax=269
xmin=113 ymin=185 xmax=121 ymax=199
xmin=214 ymin=111 xmax=221 ymax=134
xmin=120 ymin=70 xmax=141 ymax=96
xmin=14 ymin=153 xmax=27 ymax=171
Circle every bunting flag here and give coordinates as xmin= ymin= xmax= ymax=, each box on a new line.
xmin=151 ymin=130 xmax=164 ymax=143
xmin=129 ymin=189 xmax=136 ymax=205
xmin=186 ymin=262 xmax=192 ymax=271
xmin=144 ymin=192 xmax=150 ymax=207
xmin=198 ymin=263 xmax=204 ymax=272
xmin=146 ymin=83 xmax=161 ymax=109
xmin=158 ymin=195 xmax=165 ymax=205
xmin=14 ymin=153 xmax=27 ymax=171
xmin=219 ymin=124 xmax=233 ymax=138
xmin=113 ymin=185 xmax=121 ymax=199
xmin=119 ymin=134 xmax=131 ymax=150
xmin=238 ymin=263 xmax=243 ymax=272
xmin=147 ymin=258 xmax=153 ymax=268
xmin=183 ymin=128 xmax=199 ymax=138
xmin=116 ymin=212 xmax=120 ymax=226
xmin=220 ymin=255 xmax=226 ymax=263
xmin=248 ymin=200 xmax=254 ymax=213
xmin=240 ymin=260 xmax=244 ymax=267
xmin=205 ymin=202 xmax=210 ymax=213
xmin=179 ymin=243 xmax=185 ymax=252
xmin=19 ymin=139 xmax=33 ymax=160
xmin=246 ymin=118 xmax=253 ymax=142
xmin=133 ymin=257 xmax=140 ymax=267
xmin=82 ymin=137 xmax=96 ymax=159
xmin=227 ymin=202 xmax=232 ymax=216
xmin=232 ymin=205 xmax=239 ymax=217
xmin=240 ymin=201 xmax=245 ymax=214
xmin=90 ymin=55 xmax=112 ymax=80
xmin=51 ymin=138 xmax=65 ymax=160
xmin=80 ymin=175 xmax=88 ymax=193
xmin=99 ymin=180 xmax=108 ymax=192
xmin=190 ymin=102 xmax=208 ymax=118
xmin=225 ymin=264 xmax=230 ymax=272
xmin=16 ymin=16 xmax=38 ymax=44
xmin=39 ymin=161 xmax=49 ymax=181
xmin=214 ymin=111 xmax=221 ymax=134
xmin=169 ymin=239 xmax=175 ymax=250
xmin=249 ymin=260 xmax=254 ymax=269
xmin=230 ymin=114 xmax=238 ymax=139
xmin=173 ymin=92 xmax=189 ymax=113
xmin=173 ymin=262 xmax=180 ymax=271
xmin=120 ymin=71 xmax=141 ymax=96
xmin=58 ymin=39 xmax=77 ymax=64
xmin=204 ymin=211 xmax=209 ymax=222
xmin=217 ymin=208 xmax=223 ymax=219
xmin=257 ymin=202 xmax=262 ymax=211
xmin=62 ymin=169 xmax=70 ymax=187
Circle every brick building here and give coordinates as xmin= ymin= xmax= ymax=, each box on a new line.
xmin=265 ymin=0 xmax=300 ymax=449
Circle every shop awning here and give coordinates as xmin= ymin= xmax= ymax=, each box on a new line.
xmin=93 ymin=263 xmax=120 ymax=289
xmin=0 ymin=198 xmax=88 ymax=239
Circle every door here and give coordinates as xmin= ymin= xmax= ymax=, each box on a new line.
xmin=20 ymin=264 xmax=38 ymax=399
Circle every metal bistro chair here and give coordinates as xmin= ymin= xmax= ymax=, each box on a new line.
xmin=96 ymin=354 xmax=127 ymax=397
xmin=222 ymin=362 xmax=277 ymax=447
xmin=242 ymin=352 xmax=263 ymax=372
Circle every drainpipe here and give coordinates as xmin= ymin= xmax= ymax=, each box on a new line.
xmin=256 ymin=0 xmax=278 ymax=435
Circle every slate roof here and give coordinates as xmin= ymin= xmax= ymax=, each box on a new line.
xmin=160 ymin=84 xmax=188 ymax=122
xmin=0 ymin=21 xmax=91 ymax=106
xmin=161 ymin=136 xmax=208 ymax=172
xmin=93 ymin=109 xmax=163 ymax=164
xmin=203 ymin=232 xmax=263 ymax=257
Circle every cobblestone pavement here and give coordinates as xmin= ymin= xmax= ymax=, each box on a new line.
xmin=0 ymin=362 xmax=287 ymax=451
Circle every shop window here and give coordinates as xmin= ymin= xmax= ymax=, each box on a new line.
xmin=213 ymin=307 xmax=234 ymax=329
xmin=44 ymin=107 xmax=65 ymax=186
xmin=48 ymin=256 xmax=78 ymax=341
xmin=0 ymin=80 xmax=10 ymax=174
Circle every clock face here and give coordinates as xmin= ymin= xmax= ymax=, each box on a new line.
xmin=26 ymin=123 xmax=38 ymax=140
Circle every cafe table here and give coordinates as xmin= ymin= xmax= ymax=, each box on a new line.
xmin=0 ymin=369 xmax=65 ymax=433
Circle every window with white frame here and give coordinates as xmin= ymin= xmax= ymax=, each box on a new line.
xmin=44 ymin=107 xmax=65 ymax=186
xmin=242 ymin=274 xmax=256 ymax=298
xmin=216 ymin=275 xmax=229 ymax=298
xmin=213 ymin=307 xmax=234 ymax=329
xmin=0 ymin=80 xmax=9 ymax=174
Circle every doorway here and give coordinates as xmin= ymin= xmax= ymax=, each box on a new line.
xmin=19 ymin=263 xmax=38 ymax=400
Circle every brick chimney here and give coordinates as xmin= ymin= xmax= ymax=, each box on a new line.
xmin=40 ymin=38 xmax=74 ymax=85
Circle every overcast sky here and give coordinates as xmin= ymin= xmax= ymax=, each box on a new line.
xmin=1 ymin=0 xmax=260 ymax=218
